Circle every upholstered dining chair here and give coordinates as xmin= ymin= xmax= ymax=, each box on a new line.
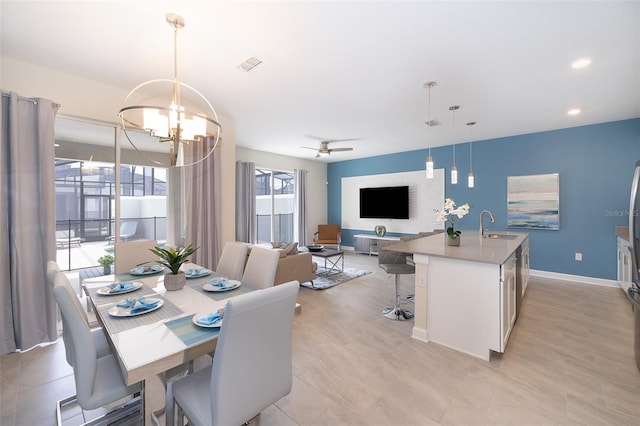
xmin=53 ymin=272 xmax=144 ymax=425
xmin=377 ymin=240 xmax=415 ymax=321
xmin=114 ymin=239 xmax=158 ymax=274
xmin=47 ymin=264 xmax=111 ymax=365
xmin=170 ymin=280 xmax=300 ymax=426
xmin=215 ymin=241 xmax=249 ymax=280
xmin=241 ymin=247 xmax=281 ymax=289
xmin=313 ymin=224 xmax=341 ymax=249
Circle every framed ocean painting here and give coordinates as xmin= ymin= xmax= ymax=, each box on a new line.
xmin=507 ymin=173 xmax=559 ymax=230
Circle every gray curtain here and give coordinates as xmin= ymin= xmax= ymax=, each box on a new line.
xmin=1 ymin=92 xmax=59 ymax=355
xmin=236 ymin=161 xmax=256 ymax=243
xmin=183 ymin=136 xmax=221 ymax=270
xmin=294 ymin=169 xmax=309 ymax=246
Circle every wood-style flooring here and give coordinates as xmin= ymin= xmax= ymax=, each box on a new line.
xmin=1 ymin=251 xmax=639 ymax=425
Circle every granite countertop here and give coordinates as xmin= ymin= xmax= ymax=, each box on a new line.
xmin=616 ymin=226 xmax=629 ymax=242
xmin=385 ymin=230 xmax=529 ymax=265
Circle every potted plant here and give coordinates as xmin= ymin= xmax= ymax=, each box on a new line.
xmin=149 ymin=245 xmax=198 ymax=290
xmin=434 ymin=198 xmax=470 ymax=246
xmin=97 ymin=254 xmax=114 ymax=275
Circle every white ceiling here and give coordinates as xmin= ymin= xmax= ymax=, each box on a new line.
xmin=2 ymin=1 xmax=639 ymax=162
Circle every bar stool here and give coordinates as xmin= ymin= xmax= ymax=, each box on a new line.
xmin=377 ymin=240 xmax=415 ymax=320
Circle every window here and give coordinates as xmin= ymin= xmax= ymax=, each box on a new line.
xmin=54 ymin=116 xmax=171 ymax=271
xmin=255 ymin=168 xmax=295 ymax=244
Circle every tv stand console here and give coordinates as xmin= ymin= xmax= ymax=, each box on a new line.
xmin=354 ymin=234 xmax=401 ymax=256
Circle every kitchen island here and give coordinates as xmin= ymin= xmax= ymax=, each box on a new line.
xmin=388 ymin=230 xmax=529 ymax=361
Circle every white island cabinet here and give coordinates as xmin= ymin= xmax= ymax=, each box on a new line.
xmin=387 ymin=231 xmax=528 ymax=361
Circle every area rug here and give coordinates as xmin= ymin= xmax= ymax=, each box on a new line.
xmin=301 ymin=267 xmax=370 ymax=290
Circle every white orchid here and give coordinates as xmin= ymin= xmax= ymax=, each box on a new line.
xmin=434 ymin=198 xmax=470 ymax=238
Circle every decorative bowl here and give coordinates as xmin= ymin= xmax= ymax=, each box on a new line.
xmin=307 ymin=245 xmax=324 ymax=252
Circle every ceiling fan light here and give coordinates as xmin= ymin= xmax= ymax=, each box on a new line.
xmin=318 ymin=151 xmax=330 ymax=157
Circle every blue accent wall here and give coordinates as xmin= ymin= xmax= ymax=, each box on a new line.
xmin=328 ymin=118 xmax=640 ymax=280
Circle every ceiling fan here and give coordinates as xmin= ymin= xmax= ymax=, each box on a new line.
xmin=301 ymin=136 xmax=360 ymax=158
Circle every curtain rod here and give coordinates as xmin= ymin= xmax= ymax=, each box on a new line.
xmin=2 ymin=90 xmax=61 ymax=107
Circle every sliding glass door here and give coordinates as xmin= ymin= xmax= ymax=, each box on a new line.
xmin=255 ymin=168 xmax=295 ymax=244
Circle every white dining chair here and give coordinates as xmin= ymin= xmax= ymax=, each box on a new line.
xmin=114 ymin=239 xmax=158 ymax=274
xmin=215 ymin=241 xmax=249 ymax=280
xmin=48 ymin=266 xmax=111 ymax=365
xmin=241 ymin=247 xmax=281 ymax=289
xmin=53 ymin=272 xmax=144 ymax=425
xmin=171 ymin=280 xmax=300 ymax=426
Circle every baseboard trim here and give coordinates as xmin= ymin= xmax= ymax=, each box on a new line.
xmin=530 ymin=269 xmax=618 ymax=288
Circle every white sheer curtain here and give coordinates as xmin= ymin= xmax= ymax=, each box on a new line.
xmin=0 ymin=91 xmax=59 ymax=355
xmin=236 ymin=161 xmax=256 ymax=243
xmin=294 ymin=169 xmax=309 ymax=246
xmin=183 ymin=136 xmax=221 ymax=270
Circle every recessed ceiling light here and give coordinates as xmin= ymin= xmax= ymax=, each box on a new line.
xmin=571 ymin=58 xmax=591 ymax=69
xmin=568 ymin=108 xmax=581 ymax=116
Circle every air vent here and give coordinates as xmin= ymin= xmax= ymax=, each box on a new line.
xmin=425 ymin=119 xmax=441 ymax=127
xmin=239 ymin=57 xmax=263 ymax=72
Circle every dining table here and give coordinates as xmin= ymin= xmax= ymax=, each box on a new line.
xmin=82 ymin=263 xmax=254 ymax=426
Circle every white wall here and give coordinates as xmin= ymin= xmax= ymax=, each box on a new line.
xmin=236 ymin=147 xmax=328 ymax=243
xmin=1 ymin=56 xmax=237 ymax=247
xmin=342 ymin=169 xmax=445 ymax=234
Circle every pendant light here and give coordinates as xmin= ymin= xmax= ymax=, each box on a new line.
xmin=449 ymin=105 xmax=460 ymax=185
xmin=119 ymin=13 xmax=222 ymax=167
xmin=424 ymin=82 xmax=437 ymax=179
xmin=467 ymin=121 xmax=476 ymax=188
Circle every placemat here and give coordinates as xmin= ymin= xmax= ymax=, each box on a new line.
xmin=97 ymin=296 xmax=183 ymax=335
xmin=88 ymin=283 xmax=156 ymax=307
xmin=165 ymin=315 xmax=220 ymax=346
xmin=115 ymin=269 xmax=168 ymax=283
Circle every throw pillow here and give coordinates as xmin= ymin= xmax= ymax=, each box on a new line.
xmin=271 ymin=242 xmax=299 ymax=256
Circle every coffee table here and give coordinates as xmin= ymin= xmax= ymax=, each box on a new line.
xmin=310 ymin=248 xmax=344 ymax=276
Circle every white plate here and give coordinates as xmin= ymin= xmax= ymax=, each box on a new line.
xmin=129 ymin=264 xmax=165 ymax=276
xmin=192 ymin=311 xmax=224 ymax=328
xmin=97 ymin=281 xmax=143 ymax=296
xmin=203 ymin=280 xmax=241 ymax=292
xmin=185 ymin=269 xmax=212 ymax=279
xmin=108 ymin=298 xmax=164 ymax=317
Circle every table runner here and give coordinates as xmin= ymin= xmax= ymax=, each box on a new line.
xmin=96 ymin=295 xmax=183 ymax=335
xmin=165 ymin=315 xmax=220 ymax=346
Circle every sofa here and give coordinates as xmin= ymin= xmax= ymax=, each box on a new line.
xmin=246 ymin=243 xmax=317 ymax=286
xmin=273 ymin=251 xmax=317 ymax=286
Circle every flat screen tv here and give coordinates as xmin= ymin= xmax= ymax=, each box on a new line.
xmin=359 ymin=186 xmax=409 ymax=219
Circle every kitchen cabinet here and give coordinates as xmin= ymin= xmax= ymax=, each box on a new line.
xmin=501 ymin=253 xmax=517 ymax=351
xmin=515 ymin=236 xmax=530 ymax=321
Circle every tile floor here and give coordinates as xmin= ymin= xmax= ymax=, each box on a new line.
xmin=1 ymin=251 xmax=639 ymax=425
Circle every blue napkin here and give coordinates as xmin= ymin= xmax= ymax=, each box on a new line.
xmin=187 ymin=268 xmax=206 ymax=277
xmin=130 ymin=298 xmax=160 ymax=314
xmin=197 ymin=311 xmax=223 ymax=326
xmin=116 ymin=297 xmax=136 ymax=308
xmin=131 ymin=265 xmax=161 ymax=274
xmin=209 ymin=276 xmax=232 ymax=289
xmin=108 ymin=282 xmax=136 ymax=293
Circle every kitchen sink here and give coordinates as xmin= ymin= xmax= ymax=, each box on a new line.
xmin=485 ymin=233 xmax=519 ymax=240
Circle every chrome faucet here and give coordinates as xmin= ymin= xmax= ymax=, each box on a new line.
xmin=480 ymin=210 xmax=495 ymax=237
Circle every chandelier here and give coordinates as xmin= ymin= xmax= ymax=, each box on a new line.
xmin=119 ymin=13 xmax=221 ymax=167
